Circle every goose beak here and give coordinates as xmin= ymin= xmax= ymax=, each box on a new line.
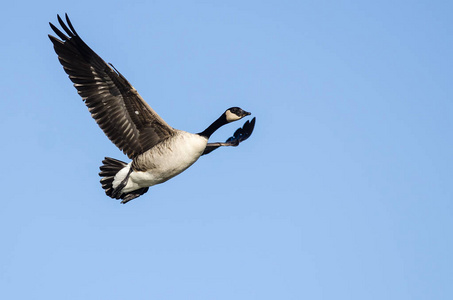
xmin=243 ymin=111 xmax=251 ymax=117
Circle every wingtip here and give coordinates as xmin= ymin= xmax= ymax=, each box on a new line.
xmin=247 ymin=117 xmax=256 ymax=131
xmin=249 ymin=117 xmax=256 ymax=130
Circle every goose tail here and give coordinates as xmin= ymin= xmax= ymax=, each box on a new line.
xmin=99 ymin=157 xmax=148 ymax=204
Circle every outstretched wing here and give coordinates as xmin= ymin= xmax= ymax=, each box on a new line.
xmin=49 ymin=14 xmax=175 ymax=159
xmin=202 ymin=117 xmax=256 ymax=155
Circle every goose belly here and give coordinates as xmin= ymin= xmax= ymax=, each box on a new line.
xmin=124 ymin=132 xmax=207 ymax=192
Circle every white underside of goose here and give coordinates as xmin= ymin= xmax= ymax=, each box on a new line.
xmin=112 ymin=131 xmax=208 ymax=194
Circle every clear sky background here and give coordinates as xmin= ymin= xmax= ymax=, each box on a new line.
xmin=1 ymin=1 xmax=452 ymax=299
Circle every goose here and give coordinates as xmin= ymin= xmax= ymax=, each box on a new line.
xmin=49 ymin=14 xmax=256 ymax=204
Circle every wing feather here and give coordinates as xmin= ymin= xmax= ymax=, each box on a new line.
xmin=49 ymin=14 xmax=175 ymax=159
xmin=202 ymin=117 xmax=256 ymax=155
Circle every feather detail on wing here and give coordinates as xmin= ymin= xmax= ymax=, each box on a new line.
xmin=49 ymin=14 xmax=175 ymax=159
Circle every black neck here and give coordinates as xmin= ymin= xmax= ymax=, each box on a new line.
xmin=198 ymin=114 xmax=228 ymax=138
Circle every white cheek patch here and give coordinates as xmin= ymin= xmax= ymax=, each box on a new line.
xmin=225 ymin=110 xmax=241 ymax=122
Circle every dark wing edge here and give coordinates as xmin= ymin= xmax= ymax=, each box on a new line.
xmin=49 ymin=14 xmax=174 ymax=159
xmin=202 ymin=117 xmax=256 ymax=156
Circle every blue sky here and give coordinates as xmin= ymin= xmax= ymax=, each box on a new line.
xmin=1 ymin=1 xmax=452 ymax=299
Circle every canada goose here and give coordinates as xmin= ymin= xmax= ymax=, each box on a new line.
xmin=49 ymin=14 xmax=256 ymax=203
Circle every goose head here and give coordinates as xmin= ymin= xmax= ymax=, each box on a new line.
xmin=225 ymin=107 xmax=251 ymax=123
xmin=198 ymin=107 xmax=252 ymax=138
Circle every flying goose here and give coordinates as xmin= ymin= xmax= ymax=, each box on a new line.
xmin=49 ymin=14 xmax=256 ymax=204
